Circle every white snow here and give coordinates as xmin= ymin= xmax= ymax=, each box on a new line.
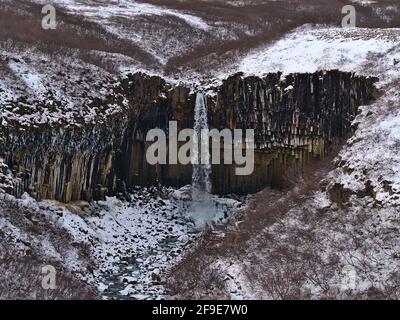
xmin=238 ymin=26 xmax=400 ymax=77
xmin=7 ymin=60 xmax=48 ymax=99
xmin=4 ymin=185 xmax=243 ymax=299
xmin=31 ymin=0 xmax=210 ymax=65
xmin=188 ymin=25 xmax=400 ymax=300
xmin=2 ymin=1 xmax=400 ymax=299
xmin=33 ymin=0 xmax=211 ymax=31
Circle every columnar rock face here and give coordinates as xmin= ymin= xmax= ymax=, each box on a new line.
xmin=1 ymin=117 xmax=129 ymax=202
xmin=213 ymin=71 xmax=376 ymax=149
xmin=0 ymin=71 xmax=377 ymax=201
xmin=210 ymin=71 xmax=377 ymax=193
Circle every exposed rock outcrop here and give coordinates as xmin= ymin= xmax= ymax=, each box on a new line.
xmin=210 ymin=71 xmax=377 ymax=193
xmin=0 ymin=71 xmax=378 ymax=201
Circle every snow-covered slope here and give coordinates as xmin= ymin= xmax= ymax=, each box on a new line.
xmin=168 ymin=24 xmax=400 ymax=300
xmin=238 ymin=26 xmax=400 ymax=78
xmin=1 ymin=25 xmax=399 ymax=129
xmin=0 ymin=181 xmax=244 ymax=299
xmin=32 ymin=0 xmax=212 ymax=65
xmin=1 ymin=0 xmax=400 ymax=300
xmin=1 ymin=0 xmax=399 ymax=122
xmin=227 ymin=84 xmax=400 ymax=298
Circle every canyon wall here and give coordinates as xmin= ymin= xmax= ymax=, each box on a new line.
xmin=210 ymin=71 xmax=377 ymax=193
xmin=0 ymin=71 xmax=377 ymax=201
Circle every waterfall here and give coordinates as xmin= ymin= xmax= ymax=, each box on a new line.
xmin=192 ymin=92 xmax=211 ymax=194
xmin=190 ymin=92 xmax=213 ymax=226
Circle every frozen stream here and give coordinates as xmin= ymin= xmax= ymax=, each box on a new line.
xmin=101 ymin=92 xmax=244 ymax=299
xmin=94 ymin=187 xmax=245 ymax=300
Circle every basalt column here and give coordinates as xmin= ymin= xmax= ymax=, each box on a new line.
xmin=209 ymin=71 xmax=377 ymax=194
xmin=0 ymin=71 xmax=378 ymax=201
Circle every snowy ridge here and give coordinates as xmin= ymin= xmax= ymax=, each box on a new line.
xmin=3 ymin=25 xmax=399 ymax=130
xmin=33 ymin=0 xmax=211 ymax=31
xmin=2 ymin=0 xmax=400 ymax=300
xmin=0 ymin=48 xmax=133 ymax=128
xmin=32 ymin=0 xmax=211 ymax=65
xmin=167 ymin=25 xmax=400 ymax=299
xmin=238 ymin=26 xmax=400 ymax=77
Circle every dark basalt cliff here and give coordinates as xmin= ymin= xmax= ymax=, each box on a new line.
xmin=0 ymin=71 xmax=377 ymax=201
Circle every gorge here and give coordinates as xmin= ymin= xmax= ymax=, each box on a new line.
xmin=0 ymin=70 xmax=378 ymax=203
xmin=2 ymin=0 xmax=400 ymax=302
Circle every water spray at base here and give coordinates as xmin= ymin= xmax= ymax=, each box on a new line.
xmin=190 ymin=92 xmax=215 ymax=227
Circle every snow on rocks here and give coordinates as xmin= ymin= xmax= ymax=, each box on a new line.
xmin=1 ymin=176 xmax=244 ymax=299
xmin=328 ymin=86 xmax=400 ymax=209
xmin=192 ymin=31 xmax=400 ymax=298
xmin=32 ymin=0 xmax=211 ymax=65
xmin=191 ymin=26 xmax=400 ymax=90
xmin=33 ymin=185 xmax=245 ymax=300
xmin=222 ymin=93 xmax=400 ymax=297
xmin=166 ymin=29 xmax=399 ymax=297
xmin=214 ymin=259 xmax=251 ymax=300
xmin=0 ymin=190 xmax=96 ymax=289
xmin=33 ymin=0 xmax=211 ymax=32
xmin=0 ymin=159 xmax=20 ymax=194
xmin=3 ymin=25 xmax=398 ymax=130
xmin=0 ymin=48 xmax=126 ymax=128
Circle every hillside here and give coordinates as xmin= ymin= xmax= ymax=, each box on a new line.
xmin=1 ymin=0 xmax=400 ymax=300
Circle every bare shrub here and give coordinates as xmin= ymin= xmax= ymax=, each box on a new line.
xmin=0 ymin=196 xmax=98 ymax=300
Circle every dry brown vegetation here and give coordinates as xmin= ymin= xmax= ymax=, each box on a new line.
xmin=138 ymin=0 xmax=400 ymax=75
xmin=0 ymin=196 xmax=98 ymax=300
xmin=1 ymin=0 xmax=399 ymax=76
xmin=0 ymin=0 xmax=159 ymax=72
xmin=167 ymin=135 xmax=400 ymax=300
xmin=1 ymin=0 xmax=400 ymax=300
xmin=0 ymin=251 xmax=98 ymax=300
xmin=167 ymin=154 xmax=337 ymax=299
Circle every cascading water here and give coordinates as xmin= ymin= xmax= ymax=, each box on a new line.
xmin=192 ymin=92 xmax=212 ymax=194
xmin=190 ymin=92 xmax=214 ymax=227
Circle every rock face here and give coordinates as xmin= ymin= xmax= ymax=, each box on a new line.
xmin=210 ymin=71 xmax=377 ymax=193
xmin=0 ymin=71 xmax=377 ymax=201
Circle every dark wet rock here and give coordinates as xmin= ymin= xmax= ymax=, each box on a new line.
xmin=1 ymin=71 xmax=377 ymax=201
